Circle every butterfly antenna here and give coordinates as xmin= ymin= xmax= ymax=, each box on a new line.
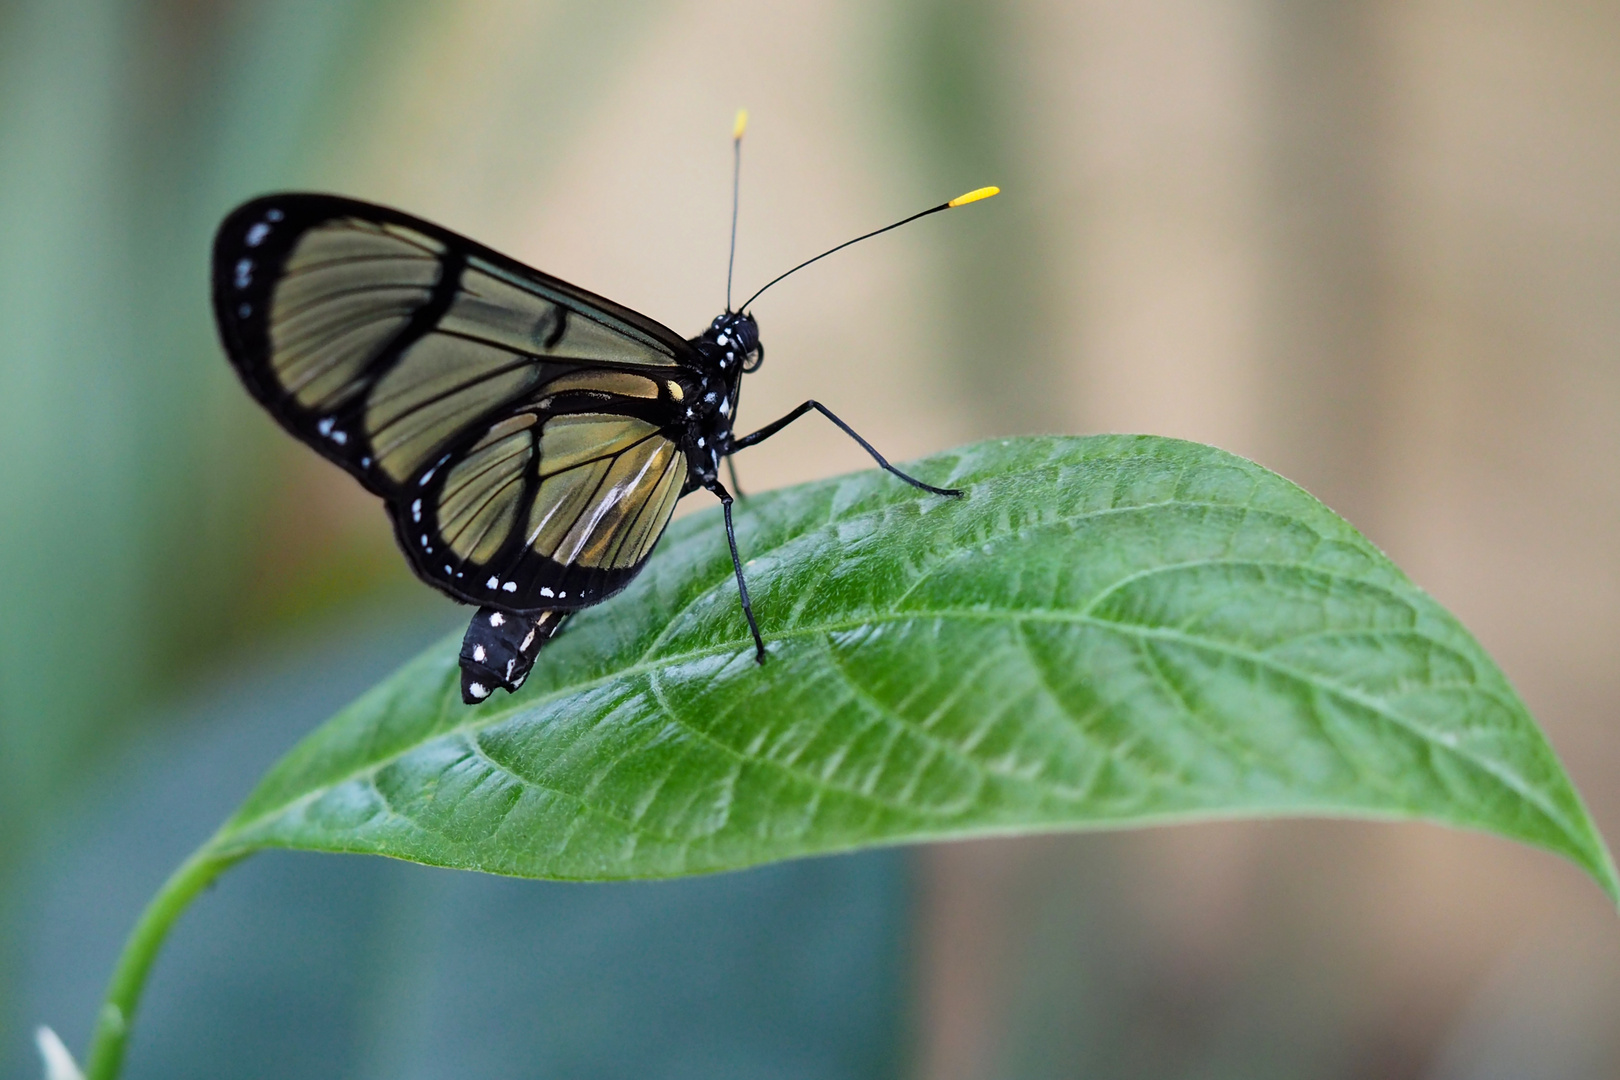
xmin=738 ymin=185 xmax=999 ymax=313
xmin=725 ymin=109 xmax=747 ymax=312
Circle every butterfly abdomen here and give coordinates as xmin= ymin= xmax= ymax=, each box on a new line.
xmin=459 ymin=607 xmax=570 ymax=703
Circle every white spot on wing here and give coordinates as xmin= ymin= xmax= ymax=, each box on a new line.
xmin=317 ymin=417 xmax=334 ymax=435
xmin=411 ymin=499 xmax=422 ymax=522
xmin=468 ymin=682 xmax=489 ymax=700
xmin=520 ymin=630 xmax=535 ymax=651
xmin=472 ymin=645 xmax=486 ymax=662
xmin=486 ymin=575 xmax=499 ymax=588
xmin=502 ymin=581 xmax=517 ymax=593
xmin=265 ymin=208 xmax=284 ymax=222
xmin=245 ymin=222 xmax=270 ymax=246
xmin=488 ymin=612 xmax=505 ymax=627
xmin=539 ymin=587 xmax=554 ymax=598
xmin=234 ymin=258 xmax=252 ymax=288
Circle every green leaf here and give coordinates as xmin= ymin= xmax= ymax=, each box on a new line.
xmin=209 ymin=435 xmax=1618 ymax=900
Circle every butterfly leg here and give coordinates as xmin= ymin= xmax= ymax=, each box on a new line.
xmin=707 ymin=478 xmax=768 ymax=663
xmin=728 ymin=400 xmax=962 ymax=497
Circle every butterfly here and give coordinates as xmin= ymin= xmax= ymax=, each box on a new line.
xmin=212 ymin=117 xmax=998 ymax=704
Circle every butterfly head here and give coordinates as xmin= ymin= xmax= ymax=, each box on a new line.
xmin=705 ymin=311 xmax=764 ymax=373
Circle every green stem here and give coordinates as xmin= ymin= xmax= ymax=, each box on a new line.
xmin=82 ymin=845 xmax=244 ymax=1080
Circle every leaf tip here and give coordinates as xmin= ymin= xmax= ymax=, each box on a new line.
xmin=1590 ymin=837 xmax=1620 ymax=911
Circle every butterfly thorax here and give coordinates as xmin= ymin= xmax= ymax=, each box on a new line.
xmin=680 ymin=311 xmax=760 ymax=487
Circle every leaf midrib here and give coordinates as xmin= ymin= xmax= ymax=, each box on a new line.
xmin=638 ymin=486 xmax=1349 ymax=664
xmin=216 ymin=600 xmax=1576 ymax=861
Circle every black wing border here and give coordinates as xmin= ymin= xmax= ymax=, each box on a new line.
xmin=210 ymin=191 xmax=699 ymax=497
xmin=211 ymin=191 xmax=700 ymax=612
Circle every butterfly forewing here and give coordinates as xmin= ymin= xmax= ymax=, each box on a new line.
xmin=268 ymin=220 xmax=444 ymax=413
xmin=447 ymin=257 xmax=684 ymax=367
xmin=214 ymin=193 xmax=699 ymax=612
xmin=364 ymin=332 xmax=548 ymax=482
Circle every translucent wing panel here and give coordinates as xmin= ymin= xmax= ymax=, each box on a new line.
xmin=437 ymin=414 xmax=538 ymax=565
xmin=536 ymin=414 xmax=661 ymax=475
xmin=365 ymin=335 xmax=547 ymax=482
xmin=268 ymin=219 xmax=443 ymax=410
xmin=540 ymin=370 xmax=663 ymax=400
xmin=526 ymin=415 xmax=684 ymax=570
xmin=446 ymin=258 xmax=680 ymax=367
xmin=601 ymin=444 xmax=686 ymax=569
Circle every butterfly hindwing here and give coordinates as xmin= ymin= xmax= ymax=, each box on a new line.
xmin=213 ymin=193 xmax=699 ymax=611
xmin=404 ymin=408 xmax=688 ymax=608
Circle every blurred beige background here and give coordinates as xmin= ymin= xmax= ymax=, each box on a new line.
xmin=3 ymin=1 xmax=1618 ymax=1076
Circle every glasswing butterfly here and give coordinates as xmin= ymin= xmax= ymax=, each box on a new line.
xmin=212 ymin=112 xmax=998 ymax=704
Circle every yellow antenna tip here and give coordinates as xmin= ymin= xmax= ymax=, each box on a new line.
xmin=947 ymin=185 xmax=1000 ymax=208
xmin=733 ymin=108 xmax=749 ymax=140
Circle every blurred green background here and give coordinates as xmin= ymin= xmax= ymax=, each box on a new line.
xmin=4 ymin=1 xmax=1620 ymax=1077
